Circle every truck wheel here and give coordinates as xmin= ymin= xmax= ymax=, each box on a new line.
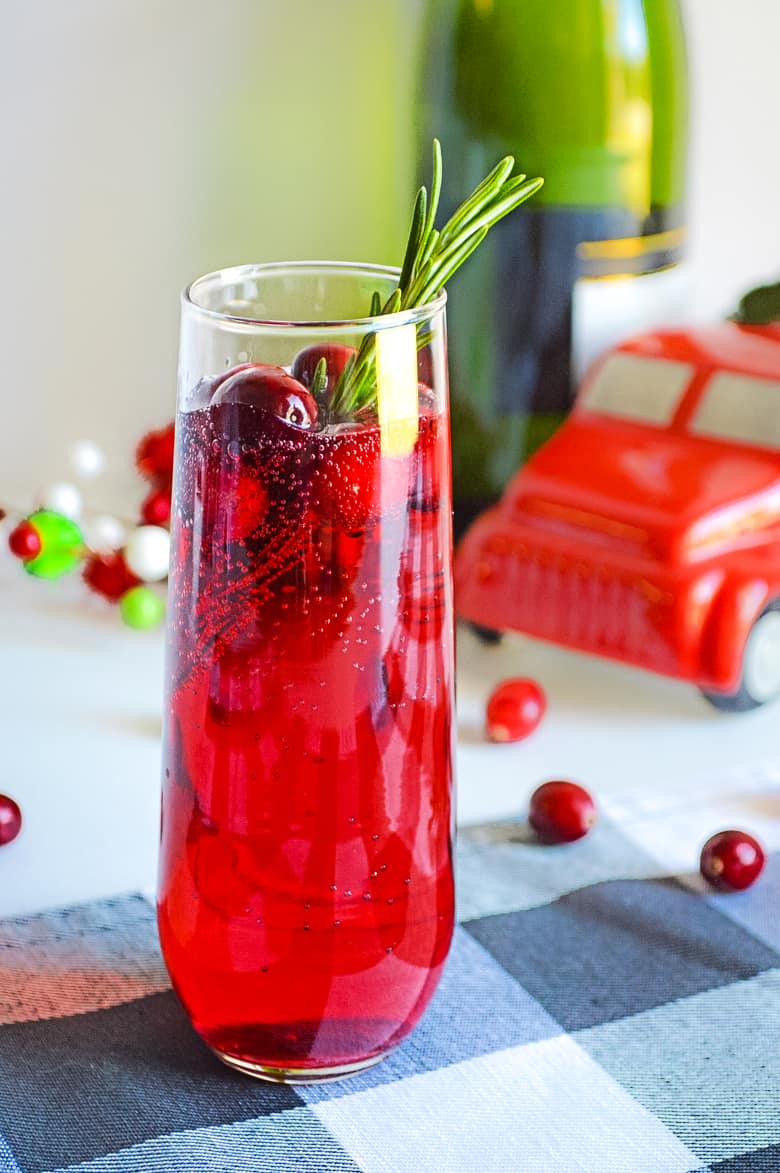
xmin=468 ymin=622 xmax=505 ymax=646
xmin=702 ymin=601 xmax=780 ymax=712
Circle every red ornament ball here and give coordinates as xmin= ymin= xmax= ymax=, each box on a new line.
xmin=529 ymin=780 xmax=596 ymax=844
xmin=8 ymin=520 xmax=42 ymax=561
xmin=83 ymin=552 xmax=141 ymax=602
xmin=0 ymin=795 xmax=22 ymax=846
xmin=486 ymin=678 xmax=546 ymax=742
xmin=140 ymin=487 xmax=172 ymax=526
xmin=136 ymin=424 xmax=175 ymax=486
xmin=700 ymin=830 xmax=765 ymax=892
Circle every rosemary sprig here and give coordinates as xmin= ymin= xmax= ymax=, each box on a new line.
xmin=329 ymin=140 xmax=543 ymax=417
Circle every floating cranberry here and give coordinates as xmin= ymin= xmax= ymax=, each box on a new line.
xmin=211 ymin=362 xmax=257 ymax=393
xmin=291 ymin=344 xmax=358 ymax=398
xmin=83 ymin=552 xmax=141 ymax=601
xmin=486 ymin=678 xmax=546 ymax=742
xmin=0 ymin=795 xmax=22 ymax=846
xmin=8 ymin=520 xmax=42 ymax=561
xmin=529 ymin=780 xmax=596 ymax=844
xmin=211 ymin=364 xmax=317 ymax=430
xmin=311 ymin=425 xmax=381 ymax=531
xmin=181 ymin=362 xmax=258 ymax=409
xmin=224 ymin=473 xmax=270 ymax=541
xmin=140 ymin=487 xmax=172 ymax=526
xmin=136 ymin=424 xmax=175 ymax=486
xmin=700 ymin=830 xmax=765 ymax=891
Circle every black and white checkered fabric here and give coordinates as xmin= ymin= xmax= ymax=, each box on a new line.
xmin=2 ymin=764 xmax=779 ymax=1172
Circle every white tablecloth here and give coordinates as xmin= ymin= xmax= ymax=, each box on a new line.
xmin=1 ymin=568 xmax=777 ymax=917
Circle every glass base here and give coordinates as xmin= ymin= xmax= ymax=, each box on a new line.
xmin=211 ymin=1045 xmax=390 ymax=1085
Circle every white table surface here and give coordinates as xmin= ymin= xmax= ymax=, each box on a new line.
xmin=1 ymin=564 xmax=777 ymax=918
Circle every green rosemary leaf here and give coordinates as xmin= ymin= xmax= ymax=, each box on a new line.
xmin=463 ymin=176 xmax=544 ymax=238
xmin=416 ymin=325 xmax=433 ymax=354
xmin=399 ymin=185 xmax=428 ymax=293
xmin=417 ymin=139 xmax=442 ymax=271
xmin=330 ymin=352 xmax=356 ymax=416
xmin=382 ymin=288 xmax=402 ymax=316
xmin=416 ymin=227 xmax=439 ymax=282
xmin=437 ymin=155 xmax=515 ymax=246
xmin=328 ymin=142 xmax=542 ymax=417
xmin=404 ymin=226 xmax=472 ymax=306
xmin=496 ymin=172 xmax=531 ymax=198
xmin=406 ymin=175 xmax=543 ymax=306
xmin=413 ymin=226 xmax=489 ymax=307
xmin=310 ymin=356 xmax=328 ymax=399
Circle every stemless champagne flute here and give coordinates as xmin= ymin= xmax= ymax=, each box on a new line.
xmin=157 ymin=262 xmax=456 ymax=1083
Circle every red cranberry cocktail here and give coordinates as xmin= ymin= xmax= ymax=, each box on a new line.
xmin=158 ymin=263 xmax=455 ymax=1083
xmin=157 ymin=146 xmax=541 ymax=1082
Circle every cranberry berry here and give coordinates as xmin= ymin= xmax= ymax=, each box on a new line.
xmin=0 ymin=795 xmax=22 ymax=846
xmin=700 ymin=829 xmax=765 ymax=892
xmin=291 ymin=344 xmax=358 ymax=398
xmin=486 ymin=678 xmax=546 ymax=742
xmin=529 ymin=780 xmax=596 ymax=844
xmin=211 ymin=364 xmax=317 ymax=430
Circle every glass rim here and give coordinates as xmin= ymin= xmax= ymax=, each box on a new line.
xmin=183 ymin=261 xmax=447 ymax=330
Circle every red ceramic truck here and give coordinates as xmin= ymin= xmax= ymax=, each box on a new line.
xmin=455 ymin=322 xmax=780 ymax=710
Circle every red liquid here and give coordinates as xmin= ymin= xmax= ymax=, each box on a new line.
xmin=157 ymin=395 xmax=455 ymax=1074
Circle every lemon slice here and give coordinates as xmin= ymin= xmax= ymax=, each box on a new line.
xmin=375 ymin=323 xmax=418 ymax=457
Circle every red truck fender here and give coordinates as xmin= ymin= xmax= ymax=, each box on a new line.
xmin=698 ymin=576 xmax=772 ymax=691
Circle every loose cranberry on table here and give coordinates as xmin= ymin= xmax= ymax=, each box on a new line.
xmin=0 ymin=795 xmax=22 ymax=846
xmin=485 ymin=678 xmax=546 ymax=742
xmin=700 ymin=830 xmax=765 ymax=891
xmin=529 ymin=780 xmax=596 ymax=844
xmin=211 ymin=364 xmax=318 ymax=430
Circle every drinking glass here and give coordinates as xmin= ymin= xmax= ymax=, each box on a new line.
xmin=157 ymin=262 xmax=455 ymax=1083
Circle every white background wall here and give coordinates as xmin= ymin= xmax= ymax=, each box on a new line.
xmin=0 ymin=0 xmax=778 ymax=512
xmin=684 ymin=0 xmax=780 ymax=318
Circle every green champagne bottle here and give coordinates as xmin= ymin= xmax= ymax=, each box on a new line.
xmin=419 ymin=0 xmax=688 ymax=534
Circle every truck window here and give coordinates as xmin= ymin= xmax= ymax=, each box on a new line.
xmin=690 ymin=371 xmax=780 ymax=450
xmin=580 ymin=353 xmax=692 ymax=426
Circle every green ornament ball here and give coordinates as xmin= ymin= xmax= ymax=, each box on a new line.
xmin=24 ymin=510 xmax=84 ymax=579
xmin=119 ymin=585 xmax=165 ymax=630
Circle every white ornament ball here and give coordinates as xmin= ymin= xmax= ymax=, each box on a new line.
xmin=38 ymin=481 xmax=82 ymax=520
xmin=82 ymin=514 xmax=127 ymax=554
xmin=70 ymin=440 xmax=105 ymax=480
xmin=124 ymin=525 xmax=170 ymax=582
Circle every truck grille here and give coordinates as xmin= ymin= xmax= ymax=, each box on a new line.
xmin=483 ymin=537 xmax=675 ymax=670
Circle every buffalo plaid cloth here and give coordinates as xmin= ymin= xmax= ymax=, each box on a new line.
xmin=2 ymin=761 xmax=779 ymax=1172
